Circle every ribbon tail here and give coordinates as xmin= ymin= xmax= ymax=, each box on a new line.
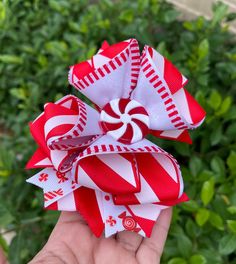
xmin=46 ymin=188 xmax=105 ymax=237
xmin=156 ymin=192 xmax=189 ymax=206
xmin=27 ymin=168 xmax=80 ymax=208
xmin=26 ymin=168 xmax=53 ymax=188
xmin=98 ymin=193 xmax=145 ymax=237
xmin=150 ymin=129 xmax=192 ymax=144
xmin=72 ymin=188 xmax=104 ymax=237
xmin=26 ymin=148 xmax=53 ymax=169
xmin=127 ymin=204 xmax=167 ymax=237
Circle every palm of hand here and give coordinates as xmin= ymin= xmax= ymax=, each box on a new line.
xmin=30 ymin=208 xmax=172 ymax=264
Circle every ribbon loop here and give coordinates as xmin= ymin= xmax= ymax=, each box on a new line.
xmin=27 ymin=95 xmax=102 ymax=171
xmin=45 ymin=95 xmax=102 ymax=151
xmin=68 ymin=39 xmax=141 ymax=108
xmin=73 ymin=153 xmax=140 ymax=194
xmin=131 ymin=45 xmax=205 ymax=131
xmin=113 ymin=152 xmax=183 ymax=205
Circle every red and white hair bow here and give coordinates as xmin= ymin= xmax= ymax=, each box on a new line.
xmin=26 ymin=39 xmax=205 ymax=237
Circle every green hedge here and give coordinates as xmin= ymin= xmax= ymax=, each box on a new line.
xmin=0 ymin=0 xmax=236 ymax=263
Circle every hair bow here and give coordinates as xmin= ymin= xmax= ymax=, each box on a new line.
xmin=26 ymin=39 xmax=205 ymax=237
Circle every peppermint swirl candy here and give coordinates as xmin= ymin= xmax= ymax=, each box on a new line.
xmin=122 ymin=216 xmax=137 ymax=231
xmin=100 ymin=98 xmax=150 ymax=144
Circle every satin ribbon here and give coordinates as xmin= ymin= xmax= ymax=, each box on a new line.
xmin=26 ymin=39 xmax=205 ymax=237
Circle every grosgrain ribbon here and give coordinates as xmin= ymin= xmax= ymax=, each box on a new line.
xmin=26 ymin=39 xmax=206 ymax=237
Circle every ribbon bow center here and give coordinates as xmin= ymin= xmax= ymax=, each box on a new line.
xmin=100 ymin=98 xmax=150 ymax=144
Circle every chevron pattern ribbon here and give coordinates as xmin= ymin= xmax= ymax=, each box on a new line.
xmin=26 ymin=39 xmax=206 ymax=237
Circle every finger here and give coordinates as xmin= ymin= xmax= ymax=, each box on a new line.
xmin=58 ymin=211 xmax=88 ymax=226
xmin=116 ymin=230 xmax=143 ymax=253
xmin=144 ymin=208 xmax=172 ymax=254
xmin=137 ymin=208 xmax=172 ymax=263
xmin=55 ymin=211 xmax=92 ymax=235
xmin=0 ymin=246 xmax=8 ymax=264
xmin=48 ymin=211 xmax=93 ymax=246
xmin=45 ymin=211 xmax=94 ymax=263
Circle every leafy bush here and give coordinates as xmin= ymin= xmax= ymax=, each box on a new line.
xmin=0 ymin=0 xmax=236 ymax=263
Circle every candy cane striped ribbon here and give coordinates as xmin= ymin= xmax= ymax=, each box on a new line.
xmin=27 ymin=38 xmax=205 ymax=237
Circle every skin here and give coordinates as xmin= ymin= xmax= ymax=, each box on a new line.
xmin=29 ymin=208 xmax=172 ymax=264
xmin=0 ymin=247 xmax=7 ymax=264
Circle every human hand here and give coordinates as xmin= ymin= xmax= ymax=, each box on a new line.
xmin=29 ymin=208 xmax=172 ymax=264
xmin=0 ymin=246 xmax=7 ymax=264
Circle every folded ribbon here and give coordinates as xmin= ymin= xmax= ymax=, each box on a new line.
xmin=26 ymin=39 xmax=205 ymax=237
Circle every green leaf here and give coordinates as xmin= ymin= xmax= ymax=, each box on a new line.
xmin=196 ymin=16 xmax=204 ymax=30
xmin=119 ymin=9 xmax=134 ymax=23
xmin=219 ymin=234 xmax=236 ymax=255
xmin=0 ymin=204 xmax=14 ymax=226
xmin=183 ymin=21 xmax=194 ymax=31
xmin=211 ymin=2 xmax=228 ymax=27
xmin=210 ymin=125 xmax=222 ymax=146
xmin=37 ymin=55 xmax=48 ymax=67
xmin=198 ymin=39 xmax=209 ymax=59
xmin=227 ymin=206 xmax=236 ymax=215
xmin=0 ymin=1 xmax=6 ymax=22
xmin=226 ymin=123 xmax=236 ymax=139
xmin=181 ymin=200 xmax=199 ymax=212
xmin=163 ymin=9 xmax=179 ymax=23
xmin=201 ymin=178 xmax=215 ymax=206
xmin=174 ymin=142 xmax=190 ymax=157
xmin=168 ymin=258 xmax=187 ymax=264
xmin=227 ymin=151 xmax=236 ymax=175
xmin=49 ymin=0 xmax=63 ymax=12
xmin=177 ymin=234 xmax=192 ymax=258
xmin=8 ymin=231 xmax=23 ymax=264
xmin=227 ymin=220 xmax=236 ymax=233
xmin=189 ymin=156 xmax=202 ymax=177
xmin=10 ymin=88 xmax=27 ymax=100
xmin=208 ymin=90 xmax=222 ymax=110
xmin=198 ymin=170 xmax=214 ymax=182
xmin=156 ymin=41 xmax=169 ymax=58
xmin=0 ymin=148 xmax=13 ymax=172
xmin=96 ymin=19 xmax=110 ymax=29
xmin=78 ymin=21 xmax=88 ymax=33
xmin=45 ymin=41 xmax=68 ymax=57
xmin=186 ymin=219 xmax=198 ymax=238
xmin=0 ymin=170 xmax=10 ymax=177
xmin=210 ymin=157 xmax=225 ymax=179
xmin=138 ymin=0 xmax=149 ymax=11
xmin=48 ymin=0 xmax=69 ymax=14
xmin=0 ymin=54 xmax=23 ymax=64
xmin=209 ymin=211 xmax=224 ymax=230
xmin=190 ymin=254 xmax=207 ymax=264
xmin=86 ymin=46 xmax=97 ymax=60
xmin=216 ymin=96 xmax=232 ymax=116
xmin=0 ymin=235 xmax=8 ymax=253
xmin=196 ymin=208 xmax=210 ymax=226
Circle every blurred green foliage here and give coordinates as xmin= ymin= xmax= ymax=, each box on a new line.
xmin=0 ymin=0 xmax=236 ymax=263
